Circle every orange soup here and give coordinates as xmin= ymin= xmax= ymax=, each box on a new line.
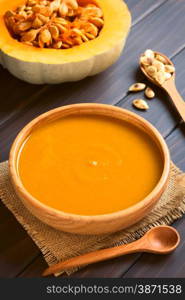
xmin=17 ymin=114 xmax=163 ymax=215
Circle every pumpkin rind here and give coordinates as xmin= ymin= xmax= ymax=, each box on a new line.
xmin=0 ymin=0 xmax=131 ymax=84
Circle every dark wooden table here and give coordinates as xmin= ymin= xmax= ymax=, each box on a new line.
xmin=1 ymin=0 xmax=185 ymax=278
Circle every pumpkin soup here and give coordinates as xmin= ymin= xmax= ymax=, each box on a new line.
xmin=17 ymin=114 xmax=163 ymax=215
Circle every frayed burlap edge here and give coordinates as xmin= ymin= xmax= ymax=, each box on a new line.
xmin=0 ymin=161 xmax=185 ymax=275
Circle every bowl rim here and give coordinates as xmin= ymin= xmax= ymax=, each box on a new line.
xmin=9 ymin=103 xmax=170 ymax=222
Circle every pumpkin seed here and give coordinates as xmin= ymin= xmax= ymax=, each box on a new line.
xmin=144 ymin=49 xmax=154 ymax=59
xmin=85 ymin=6 xmax=103 ymax=18
xmin=154 ymin=71 xmax=166 ymax=85
xmin=85 ymin=33 xmax=95 ymax=40
xmin=32 ymin=17 xmax=43 ymax=28
xmin=164 ymin=64 xmax=175 ymax=73
xmin=129 ymin=83 xmax=146 ymax=92
xmin=155 ymin=54 xmax=168 ymax=64
xmin=62 ymin=43 xmax=70 ymax=49
xmin=21 ymin=29 xmax=39 ymax=42
xmin=38 ymin=34 xmax=44 ymax=48
xmin=89 ymin=17 xmax=104 ymax=28
xmin=53 ymin=41 xmax=63 ymax=49
xmin=66 ymin=0 xmax=78 ymax=10
xmin=49 ymin=25 xmax=59 ymax=39
xmin=37 ymin=14 xmax=49 ymax=24
xmin=164 ymin=72 xmax=171 ymax=80
xmin=146 ymin=65 xmax=157 ymax=77
xmin=17 ymin=21 xmax=32 ymax=31
xmin=152 ymin=59 xmax=165 ymax=72
xmin=53 ymin=17 xmax=68 ymax=25
xmin=140 ymin=55 xmax=153 ymax=66
xmin=55 ymin=23 xmax=67 ymax=33
xmin=50 ymin=0 xmax=61 ymax=11
xmin=81 ymin=33 xmax=89 ymax=42
xmin=84 ymin=22 xmax=98 ymax=36
xmin=74 ymin=36 xmax=83 ymax=45
xmin=132 ymin=99 xmax=149 ymax=110
xmin=33 ymin=5 xmax=53 ymax=16
xmin=145 ymin=87 xmax=155 ymax=99
xmin=40 ymin=29 xmax=52 ymax=43
xmin=59 ymin=3 xmax=68 ymax=16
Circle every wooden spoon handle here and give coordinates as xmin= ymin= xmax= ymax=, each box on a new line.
xmin=164 ymin=80 xmax=185 ymax=122
xmin=42 ymin=239 xmax=144 ymax=276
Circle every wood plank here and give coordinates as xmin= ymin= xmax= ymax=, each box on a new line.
xmin=125 ymin=0 xmax=167 ymax=26
xmin=17 ymin=255 xmax=48 ymax=278
xmin=64 ymin=254 xmax=140 ymax=278
xmin=0 ymin=67 xmax=47 ymax=128
xmin=19 ymin=252 xmax=140 ymax=278
xmin=0 ymin=202 xmax=40 ymax=278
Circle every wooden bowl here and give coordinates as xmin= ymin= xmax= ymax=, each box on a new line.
xmin=9 ymin=104 xmax=170 ymax=235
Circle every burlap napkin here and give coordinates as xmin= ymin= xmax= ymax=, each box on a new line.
xmin=1 ymin=161 xmax=185 ymax=276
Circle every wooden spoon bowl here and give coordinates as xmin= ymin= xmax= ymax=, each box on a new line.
xmin=146 ymin=225 xmax=180 ymax=254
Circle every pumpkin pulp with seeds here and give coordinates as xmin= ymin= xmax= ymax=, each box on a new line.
xmin=0 ymin=0 xmax=131 ymax=84
xmin=17 ymin=114 xmax=163 ymax=216
xmin=4 ymin=0 xmax=104 ymax=49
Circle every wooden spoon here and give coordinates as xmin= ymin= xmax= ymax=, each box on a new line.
xmin=42 ymin=225 xmax=180 ymax=276
xmin=140 ymin=51 xmax=185 ymax=122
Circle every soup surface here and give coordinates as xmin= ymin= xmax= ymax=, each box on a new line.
xmin=17 ymin=114 xmax=163 ymax=215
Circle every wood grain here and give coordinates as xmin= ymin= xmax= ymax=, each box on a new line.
xmin=0 ymin=202 xmax=40 ymax=278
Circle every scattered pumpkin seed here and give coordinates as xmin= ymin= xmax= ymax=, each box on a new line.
xmin=129 ymin=83 xmax=146 ymax=92
xmin=145 ymin=87 xmax=155 ymax=99
xmin=132 ymin=99 xmax=149 ymax=110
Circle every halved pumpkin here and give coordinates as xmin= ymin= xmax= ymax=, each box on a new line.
xmin=0 ymin=0 xmax=131 ymax=84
